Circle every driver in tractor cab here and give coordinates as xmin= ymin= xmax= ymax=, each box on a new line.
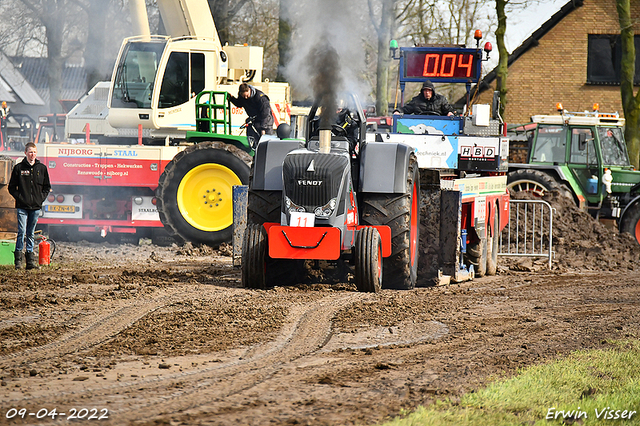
xmin=335 ymin=107 xmax=360 ymax=150
xmin=400 ymin=80 xmax=454 ymax=116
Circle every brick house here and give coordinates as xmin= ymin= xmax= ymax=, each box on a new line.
xmin=474 ymin=0 xmax=640 ymax=124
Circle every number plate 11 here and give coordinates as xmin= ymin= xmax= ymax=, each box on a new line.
xmin=290 ymin=212 xmax=315 ymax=227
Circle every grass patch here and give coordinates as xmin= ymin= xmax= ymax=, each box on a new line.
xmin=383 ymin=340 xmax=640 ymax=425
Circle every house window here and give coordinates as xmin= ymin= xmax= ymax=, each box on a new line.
xmin=587 ymin=35 xmax=640 ymax=85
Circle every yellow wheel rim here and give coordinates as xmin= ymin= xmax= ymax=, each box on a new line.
xmin=177 ymin=163 xmax=242 ymax=232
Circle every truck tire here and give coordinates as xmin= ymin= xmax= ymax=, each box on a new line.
xmin=485 ymin=205 xmax=499 ymax=276
xmin=242 ymin=223 xmax=267 ymax=289
xmin=355 ymin=227 xmax=382 ymax=293
xmin=507 ymin=169 xmax=571 ymax=199
xmin=465 ymin=235 xmax=487 ymax=278
xmin=361 ymin=155 xmax=419 ymax=290
xmin=620 ymin=202 xmax=640 ymax=245
xmin=157 ymin=142 xmax=250 ymax=246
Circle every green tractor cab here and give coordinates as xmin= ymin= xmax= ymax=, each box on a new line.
xmin=507 ymin=106 xmax=640 ymax=243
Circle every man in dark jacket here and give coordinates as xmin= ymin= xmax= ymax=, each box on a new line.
xmin=402 ymin=80 xmax=455 ymax=116
xmin=8 ymin=142 xmax=51 ymax=269
xmin=229 ymin=83 xmax=274 ymax=146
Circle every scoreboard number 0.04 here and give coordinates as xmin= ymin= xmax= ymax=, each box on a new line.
xmin=404 ymin=50 xmax=479 ymax=80
xmin=423 ymin=54 xmax=474 ymax=78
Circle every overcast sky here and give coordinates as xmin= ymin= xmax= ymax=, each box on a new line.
xmin=505 ymin=0 xmax=567 ymax=52
xmin=477 ymin=0 xmax=566 ymax=72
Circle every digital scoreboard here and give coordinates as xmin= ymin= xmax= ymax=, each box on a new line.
xmin=401 ymin=47 xmax=482 ymax=83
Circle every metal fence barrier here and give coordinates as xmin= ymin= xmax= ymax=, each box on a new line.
xmin=498 ymin=199 xmax=554 ymax=268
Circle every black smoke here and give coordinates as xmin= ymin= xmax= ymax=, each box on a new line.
xmin=306 ymin=40 xmax=342 ymax=128
xmin=280 ymin=0 xmax=367 ymax=107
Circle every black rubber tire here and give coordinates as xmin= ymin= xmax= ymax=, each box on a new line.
xmin=157 ymin=142 xmax=250 ymax=246
xmin=246 ymin=177 xmax=304 ymax=287
xmin=355 ymin=227 xmax=382 ymax=293
xmin=507 ymin=169 xmax=571 ymax=199
xmin=241 ymin=223 xmax=267 ymax=289
xmin=485 ymin=204 xmax=499 ymax=276
xmin=620 ymin=202 xmax=640 ymax=245
xmin=360 ymin=155 xmax=420 ymax=290
xmin=465 ymin=233 xmax=487 ymax=278
xmin=248 ymin=190 xmax=282 ymax=224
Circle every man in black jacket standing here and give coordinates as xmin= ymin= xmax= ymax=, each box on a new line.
xmin=229 ymin=83 xmax=274 ymax=146
xmin=8 ymin=142 xmax=51 ymax=269
xmin=402 ymin=80 xmax=455 ymax=116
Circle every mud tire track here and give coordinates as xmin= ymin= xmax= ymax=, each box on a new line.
xmin=0 ymin=287 xmax=196 ymax=370
xmin=4 ymin=293 xmax=365 ymax=425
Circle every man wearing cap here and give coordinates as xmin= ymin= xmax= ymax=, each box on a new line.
xmin=401 ymin=80 xmax=455 ymax=116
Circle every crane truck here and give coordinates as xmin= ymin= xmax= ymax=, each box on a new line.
xmin=240 ymin=35 xmax=510 ymax=291
xmin=25 ymin=0 xmax=290 ymax=245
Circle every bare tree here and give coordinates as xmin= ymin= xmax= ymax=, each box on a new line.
xmin=389 ymin=0 xmax=496 ymax=106
xmin=368 ymin=0 xmax=397 ymax=115
xmin=0 ymin=1 xmax=45 ymax=57
xmin=207 ymin=0 xmax=253 ymax=45
xmin=617 ymin=0 xmax=640 ymax=168
xmin=495 ymin=0 xmax=508 ymax=118
xmin=225 ymin=0 xmax=280 ymax=79
xmin=10 ymin=0 xmax=88 ymax=113
xmin=396 ymin=0 xmax=436 ymax=45
xmin=493 ymin=0 xmax=531 ymax=118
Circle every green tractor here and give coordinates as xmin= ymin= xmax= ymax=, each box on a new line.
xmin=507 ymin=106 xmax=640 ymax=244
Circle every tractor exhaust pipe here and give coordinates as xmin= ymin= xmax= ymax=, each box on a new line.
xmin=319 ymin=128 xmax=331 ymax=154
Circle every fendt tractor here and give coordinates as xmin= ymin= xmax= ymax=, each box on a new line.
xmin=14 ymin=0 xmax=290 ymax=245
xmin=240 ymin=33 xmax=510 ymax=291
xmin=508 ymin=104 xmax=640 ymax=244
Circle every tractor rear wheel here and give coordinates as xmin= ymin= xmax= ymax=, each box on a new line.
xmin=242 ymin=224 xmax=267 ymax=289
xmin=507 ymin=169 xmax=572 ymax=199
xmin=157 ymin=142 xmax=250 ymax=246
xmin=355 ymin=227 xmax=382 ymax=293
xmin=620 ymin=202 xmax=640 ymax=245
xmin=485 ymin=205 xmax=500 ymax=276
xmin=361 ymin=155 xmax=419 ymax=290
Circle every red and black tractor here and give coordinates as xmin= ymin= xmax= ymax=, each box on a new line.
xmin=241 ymin=93 xmax=419 ymax=292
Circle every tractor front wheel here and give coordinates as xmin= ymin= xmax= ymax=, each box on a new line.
xmin=355 ymin=227 xmax=382 ymax=293
xmin=246 ymin=184 xmax=305 ymax=287
xmin=241 ymin=224 xmax=267 ymax=289
xmin=157 ymin=142 xmax=250 ymax=246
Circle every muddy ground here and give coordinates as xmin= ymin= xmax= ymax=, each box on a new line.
xmin=1 ymin=192 xmax=640 ymax=425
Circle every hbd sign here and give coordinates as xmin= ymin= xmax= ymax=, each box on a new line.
xmin=460 ymin=145 xmax=495 ymax=158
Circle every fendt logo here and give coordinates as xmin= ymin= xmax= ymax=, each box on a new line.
xmin=297 ymin=180 xmax=323 ymax=186
xmin=57 ymin=148 xmax=94 ymax=156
